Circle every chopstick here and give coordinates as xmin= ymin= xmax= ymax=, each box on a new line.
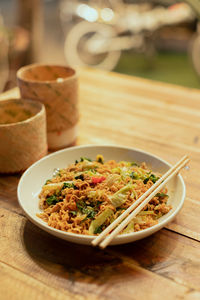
xmin=92 ymin=155 xmax=189 ymax=249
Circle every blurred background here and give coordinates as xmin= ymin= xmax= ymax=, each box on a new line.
xmin=0 ymin=0 xmax=200 ymax=92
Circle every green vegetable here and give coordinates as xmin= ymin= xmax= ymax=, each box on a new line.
xmin=75 ymin=157 xmax=92 ymax=164
xmin=80 ymin=157 xmax=92 ymax=162
xmin=156 ymin=192 xmax=168 ymax=198
xmin=120 ymin=167 xmax=131 ymax=180
xmin=110 ymin=184 xmax=133 ymax=208
xmin=72 ymin=183 xmax=78 ymax=190
xmin=42 ymin=181 xmax=73 ymax=191
xmin=87 ymin=191 xmax=98 ymax=201
xmin=143 ymin=174 xmax=159 ymax=184
xmin=130 ymin=172 xmax=140 ymax=180
xmin=46 ymin=195 xmax=59 ymax=205
xmin=133 ymin=216 xmax=146 ymax=224
xmin=69 ymin=210 xmax=77 ymax=216
xmin=110 ymin=193 xmax=127 ymax=208
xmin=111 ymin=166 xmax=132 ymax=180
xmin=76 ymin=201 xmax=97 ymax=222
xmin=106 ymin=174 xmax=120 ymax=187
xmin=76 ymin=201 xmax=85 ymax=211
xmin=62 ymin=182 xmax=78 ymax=190
xmin=83 ymin=207 xmax=96 ymax=218
xmin=89 ymin=208 xmax=114 ymax=235
xmin=75 ymin=174 xmax=84 ymax=180
xmin=96 ymin=156 xmax=104 ymax=164
xmin=95 ymin=200 xmax=102 ymax=208
xmin=87 ymin=190 xmax=98 ymax=199
xmin=119 ymin=161 xmax=132 ymax=167
xmin=85 ymin=169 xmax=97 ymax=175
xmin=130 ymin=191 xmax=135 ymax=199
xmin=116 ymin=184 xmax=133 ymax=194
xmin=122 ymin=221 xmax=134 ymax=234
xmin=94 ymin=225 xmax=103 ymax=234
xmin=111 ymin=167 xmax=121 ymax=174
xmin=62 ymin=182 xmax=73 ymax=189
xmin=76 ymin=158 xmax=98 ymax=171
xmin=151 ymin=174 xmax=160 ymax=183
xmin=81 ymin=208 xmax=96 ymax=222
xmin=116 ymin=207 xmax=126 ymax=212
xmin=131 ymin=162 xmax=138 ymax=166
xmin=44 ymin=179 xmax=51 ymax=185
xmin=82 ymin=162 xmax=97 ymax=171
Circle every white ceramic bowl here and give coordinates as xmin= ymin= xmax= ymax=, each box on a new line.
xmin=17 ymin=145 xmax=186 ymax=246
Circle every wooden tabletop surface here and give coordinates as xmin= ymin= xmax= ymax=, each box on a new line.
xmin=0 ymin=68 xmax=200 ymax=300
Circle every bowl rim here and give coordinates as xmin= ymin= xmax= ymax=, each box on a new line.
xmin=17 ymin=144 xmax=186 ymax=242
xmin=0 ymin=98 xmax=45 ymax=128
xmin=17 ymin=63 xmax=77 ymax=84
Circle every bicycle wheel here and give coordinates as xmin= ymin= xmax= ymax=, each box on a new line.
xmin=64 ymin=21 xmax=121 ymax=71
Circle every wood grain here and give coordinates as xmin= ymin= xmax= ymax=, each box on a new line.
xmin=0 ymin=174 xmax=21 ymax=214
xmin=0 ymin=262 xmax=81 ymax=300
xmin=0 ymin=68 xmax=200 ymax=299
xmin=1 ymin=207 xmax=200 ymax=300
xmin=165 ymin=197 xmax=200 ymax=241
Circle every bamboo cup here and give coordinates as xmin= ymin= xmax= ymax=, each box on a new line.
xmin=0 ymin=98 xmax=47 ymax=173
xmin=17 ymin=64 xmax=79 ymax=150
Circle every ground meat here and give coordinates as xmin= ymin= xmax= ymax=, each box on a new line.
xmin=154 ymin=203 xmax=171 ymax=214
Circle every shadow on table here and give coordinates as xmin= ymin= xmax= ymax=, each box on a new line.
xmin=22 ymin=219 xmax=174 ymax=285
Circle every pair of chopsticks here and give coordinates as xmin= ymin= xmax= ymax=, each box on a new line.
xmin=92 ymin=155 xmax=189 ymax=249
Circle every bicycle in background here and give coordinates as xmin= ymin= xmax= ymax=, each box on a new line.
xmin=60 ymin=0 xmax=200 ymax=77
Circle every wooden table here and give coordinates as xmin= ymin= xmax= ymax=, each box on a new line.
xmin=0 ymin=69 xmax=200 ymax=300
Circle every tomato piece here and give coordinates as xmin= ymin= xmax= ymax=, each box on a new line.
xmin=92 ymin=176 xmax=106 ymax=184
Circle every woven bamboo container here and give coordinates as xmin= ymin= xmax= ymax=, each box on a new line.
xmin=17 ymin=64 xmax=79 ymax=150
xmin=0 ymin=98 xmax=47 ymax=173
